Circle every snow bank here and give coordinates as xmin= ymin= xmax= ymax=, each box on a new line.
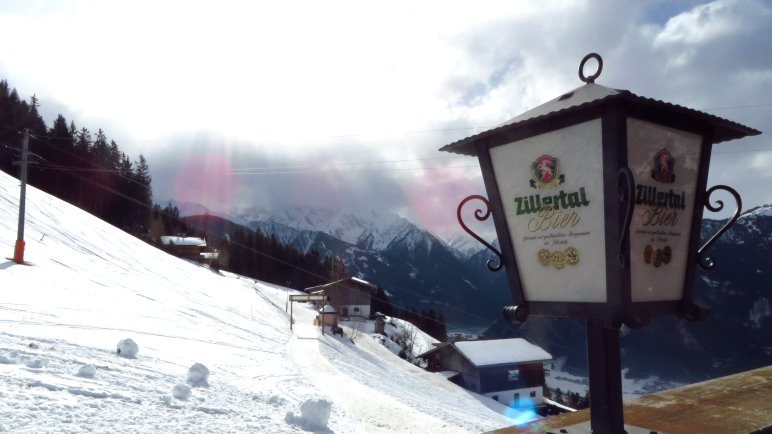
xmin=0 ymin=170 xmax=515 ymax=433
xmin=0 ymin=350 xmax=18 ymax=364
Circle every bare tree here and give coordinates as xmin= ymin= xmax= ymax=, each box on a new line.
xmin=349 ymin=322 xmax=362 ymax=344
xmin=394 ymin=323 xmax=419 ymax=358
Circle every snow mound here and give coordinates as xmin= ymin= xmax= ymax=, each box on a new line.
xmin=75 ymin=364 xmax=96 ymax=379
xmin=25 ymin=359 xmax=44 ymax=369
xmin=116 ymin=339 xmax=138 ymax=358
xmin=0 ymin=350 xmax=18 ymax=364
xmin=172 ymin=383 xmax=192 ymax=400
xmin=186 ymin=363 xmax=210 ymax=387
xmin=285 ymin=398 xmax=332 ymax=431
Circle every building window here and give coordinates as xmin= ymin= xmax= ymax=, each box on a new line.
xmin=507 ymin=369 xmax=520 ymax=381
xmin=530 ymin=390 xmax=536 ymax=398
xmin=513 ymin=393 xmax=520 ymax=403
xmin=492 ymin=395 xmax=499 ymax=402
xmin=353 ymin=307 xmax=360 ymax=312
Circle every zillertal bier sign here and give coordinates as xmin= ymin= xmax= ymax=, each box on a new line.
xmin=627 ymin=118 xmax=702 ymax=302
xmin=490 ymin=119 xmax=607 ymax=303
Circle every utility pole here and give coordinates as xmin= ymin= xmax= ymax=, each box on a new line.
xmin=13 ymin=129 xmax=30 ymax=264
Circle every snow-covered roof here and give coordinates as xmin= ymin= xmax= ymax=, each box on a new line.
xmin=454 ymin=338 xmax=552 ymax=367
xmin=160 ymin=236 xmax=206 ymax=247
xmin=305 ymin=277 xmax=376 ymax=293
xmin=320 ymin=304 xmax=337 ymax=313
xmin=437 ymin=371 xmax=461 ymax=380
xmin=349 ymin=277 xmax=376 ymax=289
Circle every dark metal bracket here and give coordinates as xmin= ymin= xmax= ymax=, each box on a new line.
xmin=617 ymin=167 xmax=635 ymax=268
xmin=697 ymin=185 xmax=742 ymax=271
xmin=503 ymin=305 xmax=528 ymax=324
xmin=457 ymin=195 xmax=503 ymax=272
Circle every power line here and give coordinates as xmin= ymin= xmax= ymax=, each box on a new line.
xmin=703 ymin=102 xmax=772 ymax=111
xmin=231 ymin=165 xmax=481 ymax=176
xmin=712 ymin=147 xmax=772 ymax=155
xmin=230 ymin=155 xmax=471 ymax=172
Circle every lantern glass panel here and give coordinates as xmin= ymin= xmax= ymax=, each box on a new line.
xmin=490 ymin=119 xmax=607 ymax=302
xmin=627 ymin=118 xmax=703 ymax=302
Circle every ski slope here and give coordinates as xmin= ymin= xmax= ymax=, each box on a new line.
xmin=0 ymin=170 xmax=517 ymax=433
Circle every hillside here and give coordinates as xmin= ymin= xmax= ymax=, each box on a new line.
xmin=184 ymin=206 xmax=510 ymax=327
xmin=178 ymin=197 xmax=771 ymax=396
xmin=0 ymin=170 xmax=516 ymax=433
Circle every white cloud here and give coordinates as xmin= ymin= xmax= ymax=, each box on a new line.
xmin=655 ymin=0 xmax=745 ymax=46
xmin=1 ymin=0 xmax=770 ymax=225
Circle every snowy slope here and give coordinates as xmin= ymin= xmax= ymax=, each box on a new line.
xmin=0 ymin=170 xmax=518 ymax=433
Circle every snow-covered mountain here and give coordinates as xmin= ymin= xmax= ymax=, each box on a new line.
xmin=236 ymin=206 xmax=436 ymax=253
xmin=444 ymin=233 xmax=491 ymax=261
xmin=209 ymin=207 xmax=511 ymax=326
xmin=0 ymin=170 xmax=518 ymax=432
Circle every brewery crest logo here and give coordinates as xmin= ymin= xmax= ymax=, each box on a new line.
xmin=650 ymin=148 xmax=675 ymax=184
xmin=538 ymin=247 xmax=580 ymax=270
xmin=530 ymin=154 xmax=566 ymax=188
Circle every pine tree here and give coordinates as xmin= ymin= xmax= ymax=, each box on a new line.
xmin=554 ymin=388 xmax=563 ymax=404
xmin=46 ymin=115 xmax=76 ymax=199
xmin=131 ymin=154 xmax=152 ymax=234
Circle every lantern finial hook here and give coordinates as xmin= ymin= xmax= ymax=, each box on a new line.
xmin=579 ymin=53 xmax=603 ymax=84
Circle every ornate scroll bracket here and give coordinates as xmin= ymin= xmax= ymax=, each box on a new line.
xmin=617 ymin=167 xmax=635 ymax=268
xmin=698 ymin=185 xmax=742 ymax=271
xmin=457 ymin=195 xmax=503 ymax=272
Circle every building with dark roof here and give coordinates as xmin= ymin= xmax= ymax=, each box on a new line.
xmin=306 ymin=277 xmax=376 ymax=318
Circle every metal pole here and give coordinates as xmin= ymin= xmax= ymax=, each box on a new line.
xmin=586 ymin=320 xmax=626 ymax=434
xmin=290 ymin=300 xmax=293 ymax=330
xmin=13 ymin=129 xmax=29 ymax=264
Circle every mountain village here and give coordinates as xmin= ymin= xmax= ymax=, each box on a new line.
xmin=2 ymin=3 xmax=771 ymax=431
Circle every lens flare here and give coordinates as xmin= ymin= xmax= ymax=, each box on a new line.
xmin=406 ymin=167 xmax=482 ymax=238
xmin=503 ymin=397 xmax=539 ymax=426
xmin=172 ymin=152 xmax=240 ymax=212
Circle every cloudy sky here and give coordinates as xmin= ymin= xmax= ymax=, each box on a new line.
xmin=1 ymin=0 xmax=769 ymax=239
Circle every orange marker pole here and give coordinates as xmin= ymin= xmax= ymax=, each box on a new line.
xmin=13 ymin=129 xmax=29 ymax=264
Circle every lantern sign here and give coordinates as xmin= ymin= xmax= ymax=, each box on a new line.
xmin=490 ymin=119 xmax=607 ymax=304
xmin=440 ymin=53 xmax=759 ymax=433
xmin=442 ymin=53 xmax=759 ymax=325
xmin=627 ymin=120 xmax=703 ymax=303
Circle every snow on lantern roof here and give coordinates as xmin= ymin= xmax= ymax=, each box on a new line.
xmin=454 ymin=338 xmax=552 ymax=367
xmin=440 ymin=82 xmax=760 ymax=156
xmin=499 ymin=82 xmax=620 ymax=127
xmin=160 ymin=236 xmax=206 ymax=247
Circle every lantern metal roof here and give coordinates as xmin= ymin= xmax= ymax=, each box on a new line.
xmin=440 ymin=82 xmax=760 ymax=156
